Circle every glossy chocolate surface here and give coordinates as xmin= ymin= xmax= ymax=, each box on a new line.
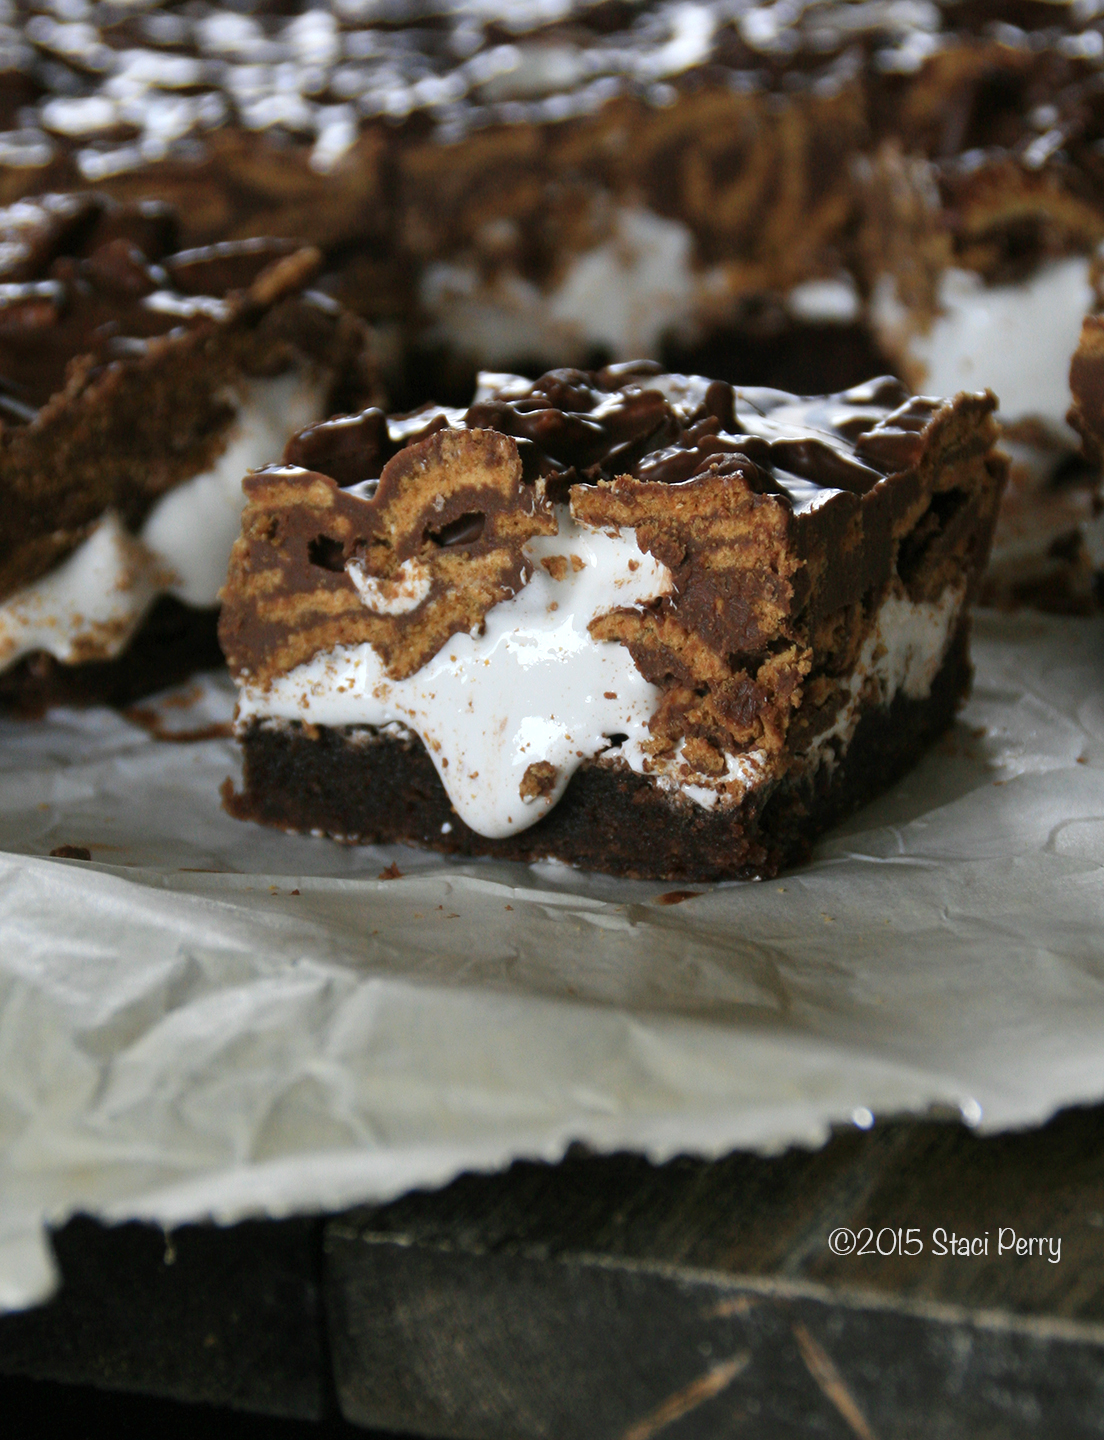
xmin=287 ymin=363 xmax=940 ymax=510
xmin=0 ymin=2 xmax=1093 ymax=164
xmin=221 ymin=363 xmax=996 ymax=691
xmin=0 ymin=3 xmax=1102 ymax=236
xmin=0 ymin=192 xmax=306 ymax=418
xmin=0 ymin=2 xmax=1099 ymax=162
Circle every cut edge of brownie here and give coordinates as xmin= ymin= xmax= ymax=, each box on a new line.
xmin=223 ymin=617 xmax=971 ymax=883
xmin=219 ymin=363 xmax=1005 ymax=880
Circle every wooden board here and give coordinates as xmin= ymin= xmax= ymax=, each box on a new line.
xmin=3 ymin=1106 xmax=1104 ymax=1436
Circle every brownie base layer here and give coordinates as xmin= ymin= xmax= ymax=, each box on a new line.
xmin=226 ymin=622 xmax=972 ymax=882
xmin=0 ymin=597 xmax=224 ymax=717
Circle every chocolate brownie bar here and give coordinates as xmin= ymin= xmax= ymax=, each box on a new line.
xmin=0 ymin=6 xmax=1093 ymax=584
xmin=220 ymin=364 xmax=1006 ymax=880
xmin=0 ymin=0 xmax=878 ymax=400
xmin=859 ymin=12 xmax=1104 ymax=442
xmin=0 ymin=190 xmax=378 ymax=713
xmin=0 ymin=2 xmax=1097 ymax=394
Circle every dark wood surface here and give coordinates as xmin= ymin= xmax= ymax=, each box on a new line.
xmin=0 ymin=1373 xmax=378 ymax=1439
xmin=3 ymin=1105 xmax=1104 ymax=1437
xmin=0 ymin=1213 xmax=327 ymax=1420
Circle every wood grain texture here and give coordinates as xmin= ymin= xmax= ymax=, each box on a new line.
xmin=3 ymin=1107 xmax=1104 ymax=1435
xmin=326 ymin=1106 xmax=1104 ymax=1438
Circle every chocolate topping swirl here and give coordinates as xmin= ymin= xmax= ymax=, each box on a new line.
xmin=282 ymin=363 xmax=924 ymax=507
xmin=0 ymin=192 xmax=318 ymax=418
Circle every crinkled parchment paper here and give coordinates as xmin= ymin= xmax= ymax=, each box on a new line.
xmin=0 ymin=609 xmax=1102 ymax=1309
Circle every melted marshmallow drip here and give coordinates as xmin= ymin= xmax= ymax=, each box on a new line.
xmin=872 ymin=258 xmax=1093 ymax=439
xmin=0 ymin=370 xmax=328 ymax=671
xmin=236 ymin=510 xmax=672 ymax=839
xmin=0 ymin=513 xmax=165 ymax=667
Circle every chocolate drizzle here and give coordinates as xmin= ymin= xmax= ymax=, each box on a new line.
xmin=4 ymin=2 xmax=1104 ymax=167
xmin=0 ymin=193 xmax=315 ymax=417
xmin=0 ymin=189 xmax=380 ymax=606
xmin=0 ymin=1 xmax=1101 ymax=316
xmin=280 ymin=364 xmax=927 ymax=510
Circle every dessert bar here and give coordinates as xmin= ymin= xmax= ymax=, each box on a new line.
xmin=0 ymin=0 xmax=883 ymax=370
xmin=0 ymin=3 xmax=1096 ymax=602
xmin=0 ymin=2 xmax=1100 ymax=408
xmin=220 ymin=364 xmax=1006 ymax=880
xmin=0 ymin=190 xmax=377 ymax=712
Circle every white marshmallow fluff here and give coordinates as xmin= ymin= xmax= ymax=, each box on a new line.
xmin=0 ymin=369 xmax=327 ymax=671
xmin=239 ymin=507 xmax=967 ymax=840
xmin=420 ymin=204 xmax=701 ymax=366
xmin=0 ymin=513 xmax=167 ymax=668
xmin=872 ymin=258 xmax=1094 ymax=441
xmin=142 ymin=369 xmax=326 ymax=608
xmin=238 ymin=509 xmax=672 ymax=838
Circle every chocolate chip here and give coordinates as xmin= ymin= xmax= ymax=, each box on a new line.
xmin=84 ymin=239 xmax=156 ymax=299
xmin=703 ymin=380 xmax=739 ymax=432
xmin=854 ymin=426 xmax=927 ymax=472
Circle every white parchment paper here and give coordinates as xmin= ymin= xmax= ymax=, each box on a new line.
xmin=1 ymin=608 xmax=1102 ymax=1310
